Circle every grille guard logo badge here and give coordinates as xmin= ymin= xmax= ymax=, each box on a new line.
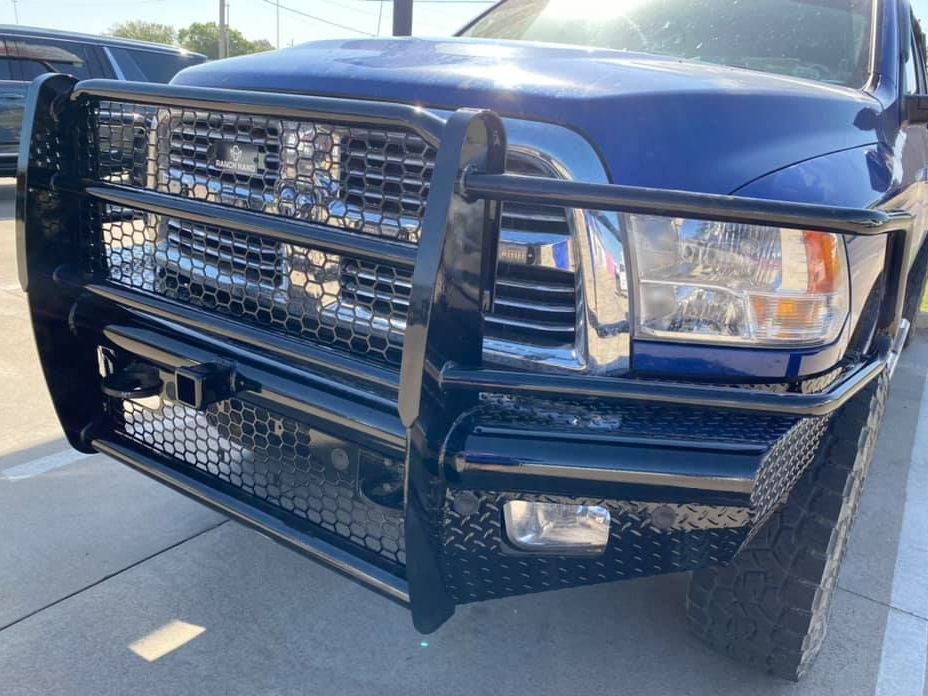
xmin=211 ymin=141 xmax=265 ymax=176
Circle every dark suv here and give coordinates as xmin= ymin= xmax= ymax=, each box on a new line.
xmin=0 ymin=26 xmax=205 ymax=174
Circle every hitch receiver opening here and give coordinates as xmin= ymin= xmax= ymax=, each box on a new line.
xmin=175 ymin=362 xmax=241 ymax=411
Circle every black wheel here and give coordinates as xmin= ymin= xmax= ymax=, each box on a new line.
xmin=685 ymin=372 xmax=889 ymax=681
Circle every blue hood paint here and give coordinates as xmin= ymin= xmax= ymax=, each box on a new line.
xmin=173 ymin=37 xmax=886 ymax=194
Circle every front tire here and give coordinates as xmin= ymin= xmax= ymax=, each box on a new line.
xmin=685 ymin=372 xmax=889 ymax=681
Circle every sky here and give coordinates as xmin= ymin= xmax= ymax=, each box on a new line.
xmin=0 ymin=0 xmax=496 ymax=47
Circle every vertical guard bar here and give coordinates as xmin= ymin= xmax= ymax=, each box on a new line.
xmin=17 ymin=74 xmax=103 ymax=452
xmin=17 ymin=73 xmax=79 ymax=291
xmin=399 ymin=109 xmax=506 ymax=632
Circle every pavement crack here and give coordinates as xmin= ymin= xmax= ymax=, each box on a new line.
xmin=0 ymin=519 xmax=229 ymax=634
xmin=837 ymin=583 xmax=928 ymax=622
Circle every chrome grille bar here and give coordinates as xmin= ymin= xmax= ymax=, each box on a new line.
xmin=486 ymin=155 xmax=578 ymax=350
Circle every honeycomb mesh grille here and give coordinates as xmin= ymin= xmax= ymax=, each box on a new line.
xmin=477 ymin=393 xmax=802 ymax=444
xmin=90 ymin=204 xmax=410 ymax=365
xmin=29 ymin=119 xmax=64 ymax=174
xmin=91 ymin=100 xmax=435 ymax=243
xmin=86 ymin=98 xmax=589 ymax=361
xmin=113 ymin=394 xmax=406 ymax=566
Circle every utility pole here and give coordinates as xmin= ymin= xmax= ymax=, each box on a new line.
xmin=10 ymin=0 xmax=18 ymax=24
xmin=393 ymin=0 xmax=413 ymax=37
xmin=218 ymin=0 xmax=228 ymax=59
xmin=276 ymin=0 xmax=280 ymax=49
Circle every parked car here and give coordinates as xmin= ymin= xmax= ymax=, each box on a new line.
xmin=0 ymin=26 xmax=205 ymax=175
xmin=15 ymin=0 xmax=927 ymax=682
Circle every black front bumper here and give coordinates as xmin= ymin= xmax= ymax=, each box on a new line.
xmin=17 ymin=75 xmax=912 ymax=632
xmin=87 ymin=315 xmax=831 ymax=609
xmin=77 ymin=307 xmax=835 ymax=610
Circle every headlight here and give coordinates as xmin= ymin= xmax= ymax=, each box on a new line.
xmin=626 ymin=215 xmax=849 ymax=346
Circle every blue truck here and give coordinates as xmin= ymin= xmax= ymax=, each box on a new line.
xmin=15 ymin=0 xmax=927 ymax=681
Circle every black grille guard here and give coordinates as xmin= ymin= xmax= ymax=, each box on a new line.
xmin=17 ymin=75 xmax=913 ymax=632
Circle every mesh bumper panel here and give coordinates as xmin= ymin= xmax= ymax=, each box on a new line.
xmin=112 ymin=394 xmax=406 ymax=567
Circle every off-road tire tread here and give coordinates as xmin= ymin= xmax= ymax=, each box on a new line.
xmin=686 ymin=373 xmax=889 ymax=681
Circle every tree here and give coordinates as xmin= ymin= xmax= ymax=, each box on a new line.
xmin=249 ymin=39 xmax=275 ymax=54
xmin=177 ymin=22 xmax=272 ymax=60
xmin=107 ymin=20 xmax=176 ymax=46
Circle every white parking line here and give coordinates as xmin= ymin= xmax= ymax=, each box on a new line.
xmin=0 ymin=449 xmax=93 ymax=481
xmin=875 ymin=376 xmax=928 ymax=696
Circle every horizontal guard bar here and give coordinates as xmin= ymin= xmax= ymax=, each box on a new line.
xmin=72 ymin=79 xmax=445 ymax=146
xmin=463 ymin=172 xmax=912 ymax=237
xmin=451 ymin=433 xmax=758 ymax=498
xmin=92 ymin=436 xmax=410 ymax=605
xmin=440 ymin=345 xmax=890 ymax=418
xmin=99 ymin=321 xmax=407 ymax=452
xmin=86 ymin=184 xmax=418 ymax=269
xmin=64 ymin=276 xmax=401 ymax=396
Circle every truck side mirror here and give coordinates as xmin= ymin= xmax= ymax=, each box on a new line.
xmin=905 ymin=94 xmax=928 ymax=124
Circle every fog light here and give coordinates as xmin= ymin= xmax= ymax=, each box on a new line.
xmin=503 ymin=501 xmax=610 ymax=554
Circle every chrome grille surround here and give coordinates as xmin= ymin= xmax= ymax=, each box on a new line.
xmin=481 ymin=118 xmax=631 ymax=374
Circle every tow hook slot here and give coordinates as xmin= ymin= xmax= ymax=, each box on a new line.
xmin=101 ymin=361 xmax=163 ymax=400
xmin=359 ymin=453 xmax=405 ymax=511
xmin=175 ymin=362 xmax=245 ymax=410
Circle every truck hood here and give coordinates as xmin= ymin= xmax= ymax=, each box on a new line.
xmin=173 ymin=37 xmax=885 ymax=194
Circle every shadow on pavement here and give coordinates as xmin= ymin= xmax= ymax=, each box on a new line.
xmin=0 ymin=436 xmax=72 ymax=469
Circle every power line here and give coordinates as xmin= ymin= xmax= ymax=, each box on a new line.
xmin=261 ymin=0 xmax=377 ymax=36
xmin=376 ymin=1 xmax=384 ymax=36
xmin=319 ymin=0 xmax=378 ymax=17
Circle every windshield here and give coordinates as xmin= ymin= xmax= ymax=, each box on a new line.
xmin=462 ymin=0 xmax=875 ymax=87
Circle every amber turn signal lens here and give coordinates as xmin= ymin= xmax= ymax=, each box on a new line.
xmin=803 ymin=230 xmax=842 ymax=294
